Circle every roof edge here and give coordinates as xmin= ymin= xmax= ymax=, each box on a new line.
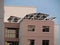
xmin=4 ymin=5 xmax=36 ymax=8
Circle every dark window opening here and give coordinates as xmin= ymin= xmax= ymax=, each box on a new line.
xmin=6 ymin=41 xmax=19 ymax=45
xmin=5 ymin=28 xmax=19 ymax=38
xmin=42 ymin=40 xmax=49 ymax=45
xmin=28 ymin=25 xmax=35 ymax=31
xmin=43 ymin=26 xmax=49 ymax=32
xmin=29 ymin=39 xmax=35 ymax=45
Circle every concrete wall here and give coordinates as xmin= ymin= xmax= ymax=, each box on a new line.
xmin=0 ymin=0 xmax=4 ymax=45
xmin=4 ymin=6 xmax=36 ymax=22
xmin=59 ymin=25 xmax=60 ymax=45
xmin=20 ymin=19 xmax=54 ymax=45
xmin=19 ymin=21 xmax=24 ymax=45
xmin=54 ymin=24 xmax=59 ymax=45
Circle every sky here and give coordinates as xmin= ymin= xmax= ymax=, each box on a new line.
xmin=4 ymin=0 xmax=60 ymax=45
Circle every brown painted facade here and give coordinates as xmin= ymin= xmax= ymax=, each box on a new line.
xmin=4 ymin=22 xmax=19 ymax=45
xmin=5 ymin=22 xmax=19 ymax=28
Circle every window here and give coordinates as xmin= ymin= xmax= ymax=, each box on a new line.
xmin=5 ymin=41 xmax=19 ymax=45
xmin=42 ymin=26 xmax=49 ymax=32
xmin=5 ymin=28 xmax=19 ymax=38
xmin=28 ymin=25 xmax=35 ymax=31
xmin=28 ymin=39 xmax=35 ymax=45
xmin=42 ymin=40 xmax=49 ymax=45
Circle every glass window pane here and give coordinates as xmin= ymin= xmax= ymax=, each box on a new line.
xmin=28 ymin=25 xmax=35 ymax=31
xmin=5 ymin=28 xmax=19 ymax=38
xmin=8 ymin=30 xmax=16 ymax=33
xmin=9 ymin=34 xmax=16 ymax=38
xmin=43 ymin=26 xmax=49 ymax=32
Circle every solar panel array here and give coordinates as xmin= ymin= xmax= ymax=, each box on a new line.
xmin=8 ymin=16 xmax=20 ymax=22
xmin=7 ymin=13 xmax=56 ymax=22
xmin=24 ymin=13 xmax=56 ymax=20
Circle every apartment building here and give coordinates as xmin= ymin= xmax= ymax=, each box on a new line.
xmin=4 ymin=12 xmax=56 ymax=45
xmin=0 ymin=4 xmax=58 ymax=45
xmin=0 ymin=0 xmax=59 ymax=44
xmin=19 ymin=13 xmax=54 ymax=45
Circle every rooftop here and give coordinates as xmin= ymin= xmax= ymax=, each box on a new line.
xmin=7 ymin=13 xmax=56 ymax=23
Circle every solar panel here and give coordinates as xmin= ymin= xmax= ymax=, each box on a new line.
xmin=8 ymin=16 xmax=20 ymax=22
xmin=24 ymin=13 xmax=49 ymax=20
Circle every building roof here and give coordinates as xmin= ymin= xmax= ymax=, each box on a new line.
xmin=4 ymin=6 xmax=36 ymax=8
xmin=19 ymin=13 xmax=56 ymax=23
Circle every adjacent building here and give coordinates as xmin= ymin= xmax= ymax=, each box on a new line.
xmin=0 ymin=0 xmax=4 ymax=45
xmin=5 ymin=22 xmax=19 ymax=45
xmin=4 ymin=6 xmax=36 ymax=22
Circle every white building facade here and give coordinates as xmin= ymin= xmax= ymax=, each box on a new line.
xmin=4 ymin=6 xmax=36 ymax=22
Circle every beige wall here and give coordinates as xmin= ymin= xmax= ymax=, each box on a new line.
xmin=54 ymin=24 xmax=59 ymax=45
xmin=4 ymin=6 xmax=36 ymax=22
xmin=0 ymin=0 xmax=4 ymax=45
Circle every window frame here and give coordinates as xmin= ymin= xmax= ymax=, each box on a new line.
xmin=42 ymin=40 xmax=49 ymax=45
xmin=28 ymin=39 xmax=35 ymax=45
xmin=5 ymin=28 xmax=19 ymax=38
xmin=28 ymin=25 xmax=35 ymax=32
xmin=42 ymin=26 xmax=50 ymax=32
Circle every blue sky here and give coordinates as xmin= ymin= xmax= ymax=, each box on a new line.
xmin=4 ymin=0 xmax=60 ymax=45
